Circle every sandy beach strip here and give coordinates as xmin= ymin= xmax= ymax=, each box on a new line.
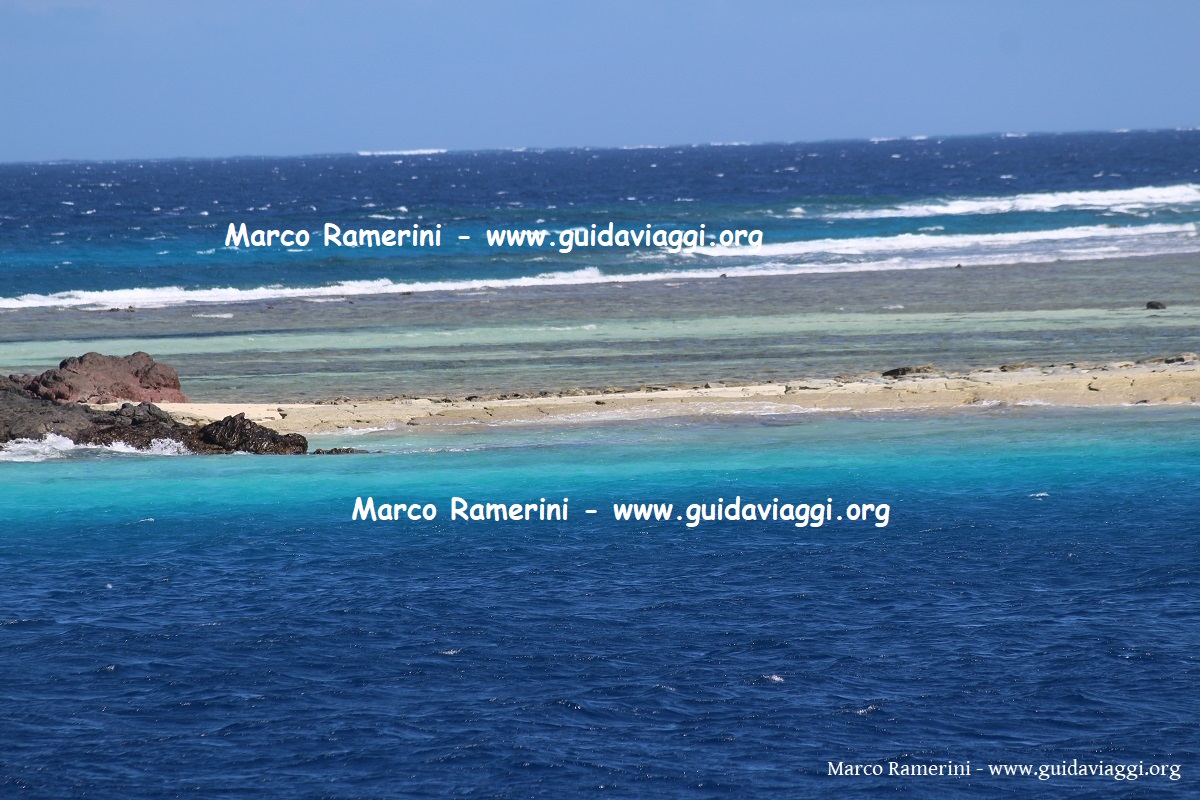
xmin=93 ymin=356 xmax=1200 ymax=435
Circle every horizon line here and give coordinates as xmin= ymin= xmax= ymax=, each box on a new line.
xmin=3 ymin=127 xmax=1198 ymax=168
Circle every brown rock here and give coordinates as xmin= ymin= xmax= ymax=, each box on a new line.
xmin=14 ymin=351 xmax=188 ymax=404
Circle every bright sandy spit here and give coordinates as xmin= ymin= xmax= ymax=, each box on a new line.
xmin=94 ymin=356 xmax=1200 ymax=436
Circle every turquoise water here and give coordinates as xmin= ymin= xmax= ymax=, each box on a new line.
xmin=3 ymin=408 xmax=1198 ymax=797
xmin=3 ymin=255 xmax=1197 ymax=400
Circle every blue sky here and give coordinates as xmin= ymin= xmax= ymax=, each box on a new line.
xmin=1 ymin=0 xmax=1197 ymax=162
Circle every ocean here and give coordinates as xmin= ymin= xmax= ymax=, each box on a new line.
xmin=2 ymin=131 xmax=1199 ymax=797
xmin=1 ymin=130 xmax=1198 ymax=399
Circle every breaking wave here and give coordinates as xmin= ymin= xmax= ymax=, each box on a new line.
xmin=799 ymin=183 xmax=1200 ymax=220
xmin=0 ymin=434 xmax=190 ymax=462
xmin=1 ymin=223 xmax=1195 ymax=310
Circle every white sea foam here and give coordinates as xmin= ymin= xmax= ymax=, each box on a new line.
xmin=0 ymin=434 xmax=81 ymax=462
xmin=114 ymin=439 xmax=191 ymax=456
xmin=805 ymin=183 xmax=1200 ymax=220
xmin=333 ymin=422 xmax=402 ymax=435
xmin=357 ymin=149 xmax=447 ymax=156
xmin=694 ymin=222 xmax=1198 ymax=259
xmin=1 ymin=223 xmax=1196 ymax=310
xmin=0 ymin=434 xmax=189 ymax=462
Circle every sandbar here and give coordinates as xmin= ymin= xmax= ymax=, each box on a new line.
xmin=88 ymin=356 xmax=1200 ymax=435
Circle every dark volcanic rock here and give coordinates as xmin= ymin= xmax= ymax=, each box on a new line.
xmin=311 ymin=447 xmax=367 ymax=455
xmin=1 ymin=376 xmax=105 ymax=442
xmin=1146 ymin=301 xmax=1167 ymax=310
xmin=75 ymin=402 xmax=199 ymax=449
xmin=13 ymin=351 xmax=188 ymax=404
xmin=1 ymin=377 xmax=305 ymax=455
xmin=882 ymin=364 xmax=937 ymax=378
xmin=2 ymin=377 xmax=198 ymax=447
xmin=194 ymin=413 xmax=308 ymax=455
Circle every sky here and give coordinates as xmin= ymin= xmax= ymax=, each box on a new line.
xmin=1 ymin=0 xmax=1198 ymax=162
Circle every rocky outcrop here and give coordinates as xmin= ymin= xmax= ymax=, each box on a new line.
xmin=75 ymin=401 xmax=200 ymax=449
xmin=882 ymin=364 xmax=936 ymax=378
xmin=11 ymin=351 xmax=188 ymax=405
xmin=0 ymin=374 xmax=305 ymax=455
xmin=1140 ymin=352 xmax=1197 ymax=364
xmin=2 ymin=375 xmax=113 ymax=443
xmin=194 ymin=413 xmax=307 ymax=455
xmin=2 ymin=376 xmax=194 ymax=446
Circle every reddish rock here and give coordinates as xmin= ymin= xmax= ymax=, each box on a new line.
xmin=12 ymin=351 xmax=189 ymax=405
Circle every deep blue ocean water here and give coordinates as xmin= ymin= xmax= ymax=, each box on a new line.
xmin=1 ymin=130 xmax=1198 ymax=305
xmin=2 ymin=409 xmax=1199 ymax=798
